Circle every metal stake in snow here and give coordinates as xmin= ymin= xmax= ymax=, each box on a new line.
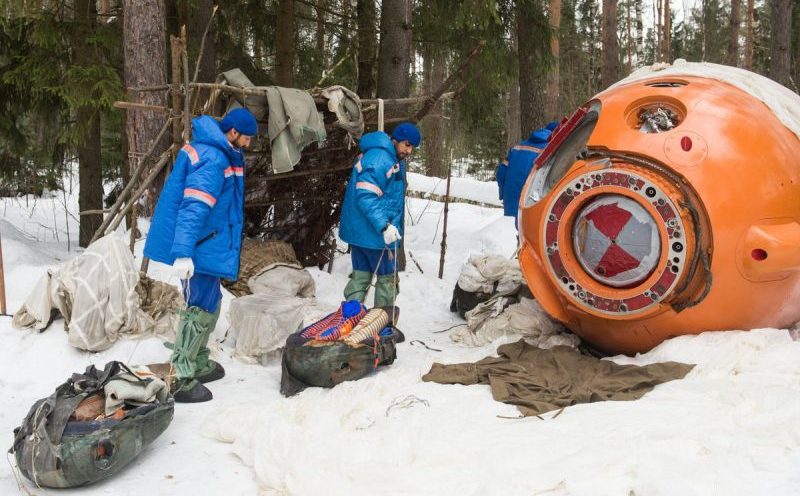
xmin=0 ymin=233 xmax=7 ymax=317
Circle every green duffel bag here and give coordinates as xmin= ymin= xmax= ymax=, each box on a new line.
xmin=11 ymin=361 xmax=174 ymax=488
xmin=280 ymin=328 xmax=403 ymax=397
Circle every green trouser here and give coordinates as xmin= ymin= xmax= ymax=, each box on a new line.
xmin=374 ymin=274 xmax=398 ymax=307
xmin=344 ymin=270 xmax=399 ymax=307
xmin=170 ymin=304 xmax=220 ymax=380
xmin=343 ymin=270 xmax=373 ymax=303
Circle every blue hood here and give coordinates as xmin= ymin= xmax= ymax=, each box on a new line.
xmin=192 ymin=116 xmax=240 ymax=161
xmin=359 ymin=131 xmax=398 ymax=160
xmin=526 ymin=126 xmax=553 ymax=145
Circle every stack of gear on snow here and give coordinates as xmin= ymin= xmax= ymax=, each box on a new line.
xmin=450 ymin=254 xmax=525 ymax=318
xmin=449 ymin=254 xmax=579 ymax=348
xmin=280 ymin=300 xmax=403 ymax=396
xmin=12 ymin=235 xmax=182 ymax=351
xmin=11 ymin=361 xmax=174 ymax=488
xmin=225 ymin=239 xmax=317 ymax=362
xmin=423 ymin=340 xmax=694 ymax=416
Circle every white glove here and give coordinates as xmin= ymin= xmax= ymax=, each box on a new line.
xmin=383 ymin=224 xmax=402 ymax=245
xmin=172 ymin=257 xmax=194 ymax=280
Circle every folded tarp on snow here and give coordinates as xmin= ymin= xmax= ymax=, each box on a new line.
xmin=422 ymin=340 xmax=694 ymax=416
xmin=12 ymin=235 xmax=182 ymax=351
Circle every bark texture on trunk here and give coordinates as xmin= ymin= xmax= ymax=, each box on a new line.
xmin=357 ymin=0 xmax=378 ymax=97
xmin=517 ymin=0 xmax=549 ymax=134
xmin=769 ymin=0 xmax=793 ymax=87
xmin=76 ymin=0 xmax=103 ymax=247
xmin=545 ymin=0 xmax=561 ymax=121
xmin=123 ymin=0 xmax=169 ymax=216
xmin=601 ymin=0 xmax=619 ymax=89
xmin=744 ymin=0 xmax=754 ymax=69
xmin=423 ymin=46 xmax=447 ymax=178
xmin=726 ymin=0 xmax=741 ymax=66
xmin=377 ymin=0 xmax=412 ymax=99
xmin=276 ymin=0 xmax=295 ymax=87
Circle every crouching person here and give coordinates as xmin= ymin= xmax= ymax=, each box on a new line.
xmin=339 ymin=122 xmax=421 ymax=317
xmin=144 ymin=108 xmax=257 ymax=403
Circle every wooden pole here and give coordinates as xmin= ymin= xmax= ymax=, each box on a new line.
xmin=0 ymin=233 xmax=7 ymax=316
xmin=181 ymin=27 xmax=191 ymax=142
xmin=438 ymin=160 xmax=452 ymax=279
xmin=90 ymin=117 xmax=174 ymax=243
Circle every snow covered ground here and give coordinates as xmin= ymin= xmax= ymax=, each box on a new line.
xmin=1 ymin=176 xmax=800 ymax=495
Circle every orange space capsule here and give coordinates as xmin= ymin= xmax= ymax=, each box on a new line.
xmin=518 ymin=62 xmax=800 ymax=354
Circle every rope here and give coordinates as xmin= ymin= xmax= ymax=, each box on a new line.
xmin=6 ymin=451 xmax=35 ymax=495
xmin=377 ymin=98 xmax=385 ymax=132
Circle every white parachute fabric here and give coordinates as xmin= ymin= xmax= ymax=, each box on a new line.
xmin=456 ymin=254 xmax=523 ymax=294
xmin=450 ymin=297 xmax=579 ymax=348
xmin=12 ymin=235 xmax=178 ymax=351
xmin=612 ymin=59 xmax=800 ymax=141
xmin=227 ymin=294 xmax=309 ymax=361
xmin=227 ymin=265 xmax=316 ymax=361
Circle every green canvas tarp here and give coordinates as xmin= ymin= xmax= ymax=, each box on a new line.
xmin=422 ymin=340 xmax=694 ymax=416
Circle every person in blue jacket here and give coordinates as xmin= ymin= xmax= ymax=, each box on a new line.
xmin=143 ymin=107 xmax=257 ymax=403
xmin=339 ymin=122 xmax=421 ymax=314
xmin=496 ymin=122 xmax=557 ymax=226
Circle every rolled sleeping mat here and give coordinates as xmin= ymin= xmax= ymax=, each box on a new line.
xmin=343 ymin=308 xmax=390 ymax=345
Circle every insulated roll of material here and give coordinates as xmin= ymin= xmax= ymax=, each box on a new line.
xmin=343 ymin=308 xmax=389 ymax=345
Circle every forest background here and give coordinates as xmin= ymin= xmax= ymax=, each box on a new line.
xmin=0 ymin=0 xmax=796 ymax=247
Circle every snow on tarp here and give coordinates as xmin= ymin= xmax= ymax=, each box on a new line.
xmin=612 ymin=59 xmax=800 ymax=141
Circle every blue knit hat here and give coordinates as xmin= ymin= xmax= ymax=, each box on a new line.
xmin=391 ymin=122 xmax=421 ymax=147
xmin=220 ymin=108 xmax=258 ymax=136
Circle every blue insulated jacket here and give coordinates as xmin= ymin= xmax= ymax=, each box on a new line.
xmin=339 ymin=131 xmax=405 ymax=250
xmin=496 ymin=126 xmax=553 ymax=218
xmin=143 ymin=116 xmax=246 ymax=280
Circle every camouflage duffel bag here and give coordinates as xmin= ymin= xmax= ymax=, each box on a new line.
xmin=280 ymin=328 xmax=402 ymax=397
xmin=11 ymin=361 xmax=174 ymax=488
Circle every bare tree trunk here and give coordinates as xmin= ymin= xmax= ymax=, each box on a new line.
xmin=744 ymin=0 xmax=755 ymax=69
xmin=377 ymin=0 xmax=412 ymax=100
xmin=187 ymin=0 xmax=216 ymax=85
xmin=769 ymin=0 xmax=793 ymax=87
xmin=357 ymin=0 xmax=378 ymax=97
xmin=663 ymin=0 xmax=670 ymax=62
xmin=423 ymin=46 xmax=447 ymax=178
xmin=655 ymin=0 xmax=662 ymax=61
xmin=316 ymin=0 xmax=326 ymax=68
xmin=727 ymin=0 xmax=741 ymax=66
xmin=76 ymin=0 xmax=103 ymax=247
xmin=123 ymin=0 xmax=169 ymax=216
xmin=545 ymin=0 xmax=561 ymax=121
xmin=626 ymin=0 xmax=633 ymax=72
xmin=702 ymin=0 xmax=708 ymax=61
xmin=276 ymin=0 xmax=295 ymax=87
xmin=517 ymin=0 xmax=549 ymax=134
xmin=635 ymin=0 xmax=643 ymax=64
xmin=601 ymin=0 xmax=619 ymax=88
xmin=506 ymin=24 xmax=522 ymax=149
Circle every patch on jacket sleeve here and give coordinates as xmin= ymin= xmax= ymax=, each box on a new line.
xmin=512 ymin=145 xmax=543 ymax=153
xmin=356 ymin=181 xmax=383 ymax=196
xmin=181 ymin=144 xmax=200 ymax=165
xmin=183 ymin=188 xmax=216 ymax=207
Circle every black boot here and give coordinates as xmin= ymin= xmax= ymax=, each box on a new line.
xmin=173 ymin=379 xmax=213 ymax=403
xmin=196 ymin=361 xmax=226 ymax=384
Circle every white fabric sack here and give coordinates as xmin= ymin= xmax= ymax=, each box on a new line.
xmin=248 ymin=264 xmax=315 ymax=298
xmin=227 ymin=294 xmax=309 ymax=361
xmin=451 ymin=297 xmax=579 ymax=348
xmin=457 ymin=254 xmax=523 ymax=295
